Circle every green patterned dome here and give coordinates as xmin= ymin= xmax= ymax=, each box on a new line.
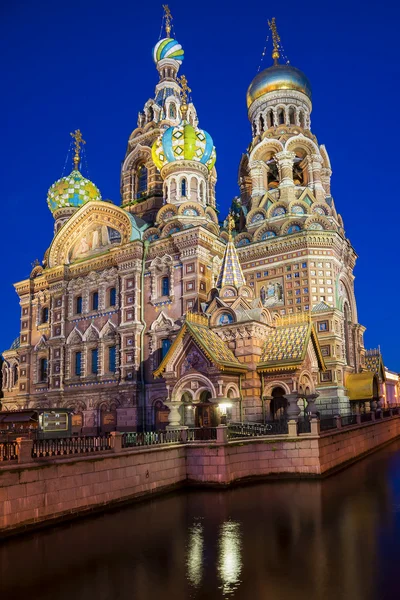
xmin=47 ymin=169 xmax=102 ymax=213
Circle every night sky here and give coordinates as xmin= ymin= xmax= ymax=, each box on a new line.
xmin=1 ymin=0 xmax=399 ymax=370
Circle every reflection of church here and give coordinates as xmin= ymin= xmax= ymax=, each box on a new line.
xmin=2 ymin=10 xmax=398 ymax=432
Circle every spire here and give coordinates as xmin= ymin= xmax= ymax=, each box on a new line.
xmin=178 ymin=74 xmax=191 ymax=120
xmin=268 ymin=17 xmax=280 ymax=65
xmin=70 ymin=129 xmax=85 ymax=171
xmin=216 ymin=214 xmax=246 ymax=289
xmin=162 ymin=4 xmax=172 ymax=37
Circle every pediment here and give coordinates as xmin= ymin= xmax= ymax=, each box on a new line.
xmin=48 ymin=202 xmax=135 ymax=267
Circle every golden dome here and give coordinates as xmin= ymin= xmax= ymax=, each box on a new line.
xmin=247 ymin=64 xmax=312 ymax=109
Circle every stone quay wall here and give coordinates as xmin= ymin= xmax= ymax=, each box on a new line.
xmin=1 ymin=416 xmax=400 ymax=536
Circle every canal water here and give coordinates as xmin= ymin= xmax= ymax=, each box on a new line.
xmin=2 ymin=440 xmax=400 ymax=600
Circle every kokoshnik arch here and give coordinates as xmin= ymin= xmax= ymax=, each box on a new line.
xmin=2 ymin=10 xmax=398 ymax=433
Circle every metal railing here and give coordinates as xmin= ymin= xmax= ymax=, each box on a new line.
xmin=341 ymin=415 xmax=358 ymax=427
xmin=228 ymin=420 xmax=288 ymax=439
xmin=187 ymin=427 xmax=218 ymax=441
xmin=320 ymin=417 xmax=337 ymax=432
xmin=0 ymin=441 xmax=18 ymax=462
xmin=31 ymin=435 xmax=112 ymax=458
xmin=360 ymin=412 xmax=373 ymax=423
xmin=122 ymin=430 xmax=185 ymax=448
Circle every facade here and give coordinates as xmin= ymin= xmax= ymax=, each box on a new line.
xmin=2 ymin=12 xmax=398 ymax=432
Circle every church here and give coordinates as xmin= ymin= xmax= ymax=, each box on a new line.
xmin=2 ymin=9 xmax=397 ymax=433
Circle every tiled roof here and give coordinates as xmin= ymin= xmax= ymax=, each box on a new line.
xmin=311 ymin=301 xmax=332 ymax=312
xmin=365 ymin=349 xmax=385 ymax=381
xmin=216 ymin=240 xmax=246 ymax=289
xmin=258 ymin=321 xmax=325 ymax=371
xmin=153 ymin=316 xmax=248 ymax=377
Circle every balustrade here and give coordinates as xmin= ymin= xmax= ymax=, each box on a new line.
xmin=0 ymin=441 xmax=18 ymax=461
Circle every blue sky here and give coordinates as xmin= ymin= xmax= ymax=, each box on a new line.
xmin=1 ymin=0 xmax=399 ymax=370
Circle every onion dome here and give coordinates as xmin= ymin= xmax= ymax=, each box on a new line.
xmin=247 ymin=64 xmax=311 ymax=109
xmin=152 ymin=122 xmax=216 ymax=171
xmin=153 ymin=37 xmax=184 ymax=65
xmin=47 ymin=169 xmax=101 ymax=213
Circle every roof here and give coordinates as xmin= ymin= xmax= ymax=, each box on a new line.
xmin=365 ymin=349 xmax=386 ymax=381
xmin=154 ymin=313 xmax=248 ymax=377
xmin=346 ymin=371 xmax=379 ymax=401
xmin=257 ymin=319 xmax=325 ymax=372
xmin=312 ymin=301 xmax=333 ymax=313
xmin=216 ymin=240 xmax=246 ymax=289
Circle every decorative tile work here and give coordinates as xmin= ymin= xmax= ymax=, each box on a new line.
xmin=216 ymin=241 xmax=246 ymax=289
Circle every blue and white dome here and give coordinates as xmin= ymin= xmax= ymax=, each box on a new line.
xmin=152 ymin=122 xmax=216 ymax=171
xmin=153 ymin=37 xmax=184 ymax=65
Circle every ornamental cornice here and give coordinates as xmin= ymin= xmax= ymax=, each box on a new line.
xmin=161 ymin=160 xmax=209 ymax=179
xmin=237 ymin=230 xmax=348 ymax=263
xmin=216 ymin=322 xmax=271 ymax=342
xmin=248 ymin=89 xmax=312 ymax=119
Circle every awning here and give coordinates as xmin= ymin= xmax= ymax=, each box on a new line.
xmin=346 ymin=372 xmax=378 ymax=402
xmin=1 ymin=411 xmax=38 ymax=423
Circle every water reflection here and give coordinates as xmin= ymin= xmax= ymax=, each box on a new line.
xmin=218 ymin=521 xmax=242 ymax=596
xmin=1 ymin=440 xmax=400 ymax=599
xmin=187 ymin=521 xmax=204 ymax=587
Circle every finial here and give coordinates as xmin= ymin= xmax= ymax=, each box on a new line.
xmin=70 ymin=129 xmax=86 ymax=171
xmin=227 ymin=212 xmax=235 ymax=241
xmin=178 ymin=74 xmax=191 ymax=120
xmin=268 ymin=17 xmax=281 ymax=65
xmin=163 ymin=4 xmax=172 ymax=37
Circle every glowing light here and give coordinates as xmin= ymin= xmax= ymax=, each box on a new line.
xmin=219 ymin=403 xmax=232 ymax=415
xmin=218 ymin=521 xmax=242 ymax=595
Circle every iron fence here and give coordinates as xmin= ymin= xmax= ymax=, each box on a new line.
xmin=0 ymin=441 xmax=18 ymax=462
xmin=341 ymin=415 xmax=358 ymax=427
xmin=228 ymin=420 xmax=288 ymax=439
xmin=122 ymin=430 xmax=184 ymax=448
xmin=360 ymin=412 xmax=373 ymax=423
xmin=187 ymin=427 xmax=218 ymax=441
xmin=31 ymin=435 xmax=112 ymax=458
xmin=320 ymin=417 xmax=337 ymax=432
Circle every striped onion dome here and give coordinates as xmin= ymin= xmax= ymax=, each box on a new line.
xmin=153 ymin=37 xmax=184 ymax=64
xmin=152 ymin=122 xmax=216 ymax=171
xmin=47 ymin=169 xmax=101 ymax=213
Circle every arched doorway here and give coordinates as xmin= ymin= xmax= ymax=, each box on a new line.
xmin=154 ymin=400 xmax=170 ymax=430
xmin=195 ymin=390 xmax=217 ymax=427
xmin=270 ymin=387 xmax=288 ymax=420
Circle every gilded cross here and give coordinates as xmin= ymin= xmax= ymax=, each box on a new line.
xmin=178 ymin=75 xmax=191 ymax=119
xmin=268 ymin=17 xmax=281 ymax=64
xmin=70 ymin=129 xmax=86 ymax=170
xmin=163 ymin=4 xmax=172 ymax=37
xmin=227 ymin=213 xmax=235 ymax=239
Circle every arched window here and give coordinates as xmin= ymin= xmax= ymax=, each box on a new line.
xmin=39 ymin=358 xmax=48 ymax=382
xmin=181 ymin=178 xmax=187 ymax=197
xmin=289 ymin=107 xmax=295 ymax=124
xmin=169 ymin=103 xmax=176 ymax=118
xmin=108 ymin=346 xmax=116 ymax=373
xmin=253 ymin=121 xmax=257 ymax=136
xmin=76 ymin=296 xmax=82 ymax=315
xmin=92 ymin=291 xmax=99 ymax=311
xmin=259 ymin=115 xmax=265 ymax=133
xmin=137 ymin=165 xmax=148 ymax=198
xmin=91 ymin=348 xmax=98 ymax=375
xmin=42 ymin=307 xmax=49 ymax=323
xmin=278 ymin=108 xmax=285 ymax=125
xmin=267 ymin=110 xmax=274 ymax=128
xmin=161 ymin=338 xmax=171 ymax=360
xmin=161 ymin=276 xmax=170 ymax=297
xmin=109 ymin=287 xmax=116 ymax=307
xmin=299 ymin=111 xmax=305 ymax=128
xmin=75 ymin=352 xmax=82 ymax=376
xmin=199 ymin=182 xmax=205 ymax=203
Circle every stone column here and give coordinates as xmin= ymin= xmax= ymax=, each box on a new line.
xmin=310 ymin=154 xmax=325 ymax=201
xmin=217 ymin=425 xmax=228 ymax=444
xmin=110 ymin=431 xmax=123 ymax=452
xmin=305 ymin=393 xmax=319 ymax=418
xmin=285 ymin=393 xmax=301 ymax=421
xmin=276 ymin=151 xmax=295 ymax=188
xmin=249 ymin=161 xmax=268 ymax=199
xmin=16 ymin=437 xmax=34 ymax=464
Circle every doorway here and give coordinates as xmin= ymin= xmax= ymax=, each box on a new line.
xmin=270 ymin=387 xmax=288 ymax=420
